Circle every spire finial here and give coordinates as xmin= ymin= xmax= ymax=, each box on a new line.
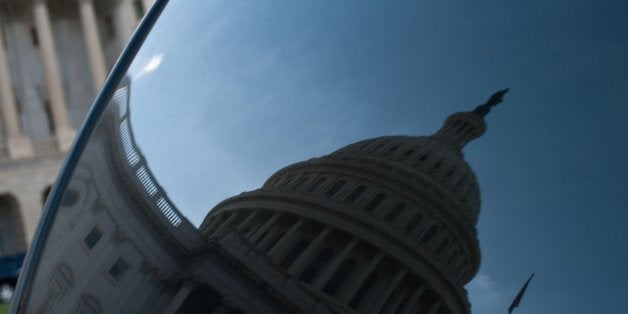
xmin=473 ymin=88 xmax=509 ymax=117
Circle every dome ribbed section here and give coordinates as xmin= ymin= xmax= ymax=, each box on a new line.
xmin=329 ymin=135 xmax=481 ymax=225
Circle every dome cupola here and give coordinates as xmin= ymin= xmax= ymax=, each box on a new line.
xmin=326 ymin=89 xmax=509 ymax=225
xmin=432 ymin=88 xmax=509 ymax=149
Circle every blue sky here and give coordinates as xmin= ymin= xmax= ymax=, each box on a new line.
xmin=125 ymin=1 xmax=628 ymax=313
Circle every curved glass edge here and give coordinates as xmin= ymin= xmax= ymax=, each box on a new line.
xmin=10 ymin=1 xmax=170 ymax=312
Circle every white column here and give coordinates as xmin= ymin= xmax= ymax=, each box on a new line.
xmin=249 ymin=212 xmax=280 ymax=243
xmin=235 ymin=211 xmax=258 ymax=234
xmin=268 ymin=218 xmax=305 ymax=261
xmin=369 ymin=269 xmax=407 ymax=313
xmin=0 ymin=19 xmax=32 ymax=159
xmin=287 ymin=227 xmax=331 ymax=276
xmin=78 ymin=0 xmax=107 ymax=90
xmin=113 ymin=0 xmax=139 ymax=51
xmin=212 ymin=212 xmax=240 ymax=237
xmin=33 ymin=0 xmax=74 ymax=150
xmin=313 ymin=238 xmax=358 ymax=289
xmin=341 ymin=251 xmax=384 ymax=304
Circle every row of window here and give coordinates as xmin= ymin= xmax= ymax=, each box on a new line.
xmin=275 ymin=157 xmax=476 ymax=216
xmin=353 ymin=138 xmax=455 ymax=171
xmin=345 ymin=138 xmax=479 ymax=200
xmin=267 ymin=173 xmax=471 ymax=276
xmin=82 ymin=225 xmax=130 ymax=282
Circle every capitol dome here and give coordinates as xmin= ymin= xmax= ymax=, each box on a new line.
xmin=200 ymin=90 xmax=508 ymax=313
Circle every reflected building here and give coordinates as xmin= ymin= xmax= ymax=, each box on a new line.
xmin=26 ymin=79 xmax=506 ymax=313
xmin=0 ymin=0 xmax=152 ymax=257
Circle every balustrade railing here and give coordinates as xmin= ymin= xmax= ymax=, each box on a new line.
xmin=31 ymin=136 xmax=58 ymax=156
xmin=111 ymin=80 xmax=187 ymax=229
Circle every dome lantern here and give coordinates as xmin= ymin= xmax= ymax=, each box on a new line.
xmin=432 ymin=88 xmax=509 ymax=149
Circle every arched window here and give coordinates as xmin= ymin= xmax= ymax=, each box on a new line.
xmin=385 ymin=202 xmax=406 ymax=222
xmin=435 ymin=238 xmax=450 ymax=254
xmin=446 ymin=168 xmax=456 ymax=177
xmin=326 ymin=180 xmax=346 ymax=197
xmin=420 ymin=225 xmax=439 ymax=243
xmin=404 ymin=214 xmax=423 ymax=233
xmin=365 ymin=193 xmax=386 ymax=212
xmin=280 ymin=239 xmax=311 ymax=269
xmin=433 ymin=159 xmax=443 ymax=169
xmin=307 ymin=177 xmax=326 ymax=192
xmin=0 ymin=194 xmax=26 ymax=255
xmin=418 ymin=151 xmax=432 ymax=163
xmin=345 ymin=185 xmax=366 ymax=203
xmin=322 ymin=258 xmax=358 ymax=296
xmin=299 ymin=247 xmax=335 ymax=283
xmin=349 ymin=272 xmax=378 ymax=309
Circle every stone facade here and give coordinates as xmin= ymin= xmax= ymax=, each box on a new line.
xmin=0 ymin=0 xmax=152 ymax=257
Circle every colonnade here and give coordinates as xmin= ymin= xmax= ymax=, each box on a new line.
xmin=202 ymin=210 xmax=450 ymax=314
xmin=265 ymin=170 xmax=471 ymax=280
xmin=0 ymin=0 xmax=144 ymax=159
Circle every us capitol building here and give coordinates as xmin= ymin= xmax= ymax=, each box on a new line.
xmin=0 ymin=0 xmax=153 ymax=258
xmin=25 ymin=76 xmax=507 ymax=313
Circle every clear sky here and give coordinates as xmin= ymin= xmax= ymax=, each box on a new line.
xmin=124 ymin=1 xmax=628 ymax=313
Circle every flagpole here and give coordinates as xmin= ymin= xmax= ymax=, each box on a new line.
xmin=507 ymin=273 xmax=535 ymax=313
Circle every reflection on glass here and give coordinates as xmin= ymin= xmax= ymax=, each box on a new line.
xmin=24 ymin=69 xmax=503 ymax=312
xmin=14 ymin=0 xmax=628 ymax=313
